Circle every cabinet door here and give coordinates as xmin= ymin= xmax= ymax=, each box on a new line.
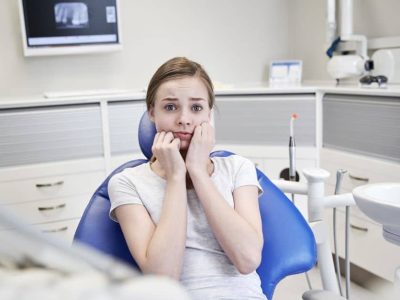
xmin=108 ymin=100 xmax=146 ymax=156
xmin=214 ymin=94 xmax=316 ymax=146
xmin=0 ymin=104 xmax=103 ymax=167
xmin=326 ymin=208 xmax=400 ymax=282
xmin=323 ymin=94 xmax=400 ymax=163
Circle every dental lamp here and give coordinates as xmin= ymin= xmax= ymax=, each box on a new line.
xmin=326 ymin=0 xmax=373 ymax=81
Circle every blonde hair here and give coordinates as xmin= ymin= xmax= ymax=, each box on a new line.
xmin=146 ymin=57 xmax=214 ymax=111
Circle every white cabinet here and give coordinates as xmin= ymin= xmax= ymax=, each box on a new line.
xmin=0 ymin=98 xmax=147 ymax=244
xmin=321 ymin=93 xmax=400 ymax=282
xmin=0 ymin=159 xmax=105 ymax=244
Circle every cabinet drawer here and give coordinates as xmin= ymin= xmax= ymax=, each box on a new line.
xmin=0 ymin=218 xmax=80 ymax=246
xmin=321 ymin=148 xmax=400 ymax=192
xmin=0 ymin=194 xmax=90 ymax=229
xmin=326 ymin=209 xmax=400 ymax=281
xmin=0 ymin=171 xmax=104 ymax=204
xmin=321 ymin=148 xmax=400 ymax=222
xmin=35 ymin=219 xmax=80 ymax=244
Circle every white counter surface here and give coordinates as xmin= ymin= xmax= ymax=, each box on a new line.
xmin=1 ymin=82 xmax=400 ymax=109
xmin=215 ymin=82 xmax=400 ymax=97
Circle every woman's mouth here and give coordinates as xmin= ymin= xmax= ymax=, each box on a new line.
xmin=174 ymin=132 xmax=192 ymax=141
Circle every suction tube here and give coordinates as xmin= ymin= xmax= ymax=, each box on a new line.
xmin=289 ymin=113 xmax=298 ymax=182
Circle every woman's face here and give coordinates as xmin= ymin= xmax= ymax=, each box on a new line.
xmin=149 ymin=76 xmax=211 ymax=151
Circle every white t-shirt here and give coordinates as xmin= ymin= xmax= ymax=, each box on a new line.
xmin=108 ymin=155 xmax=267 ymax=300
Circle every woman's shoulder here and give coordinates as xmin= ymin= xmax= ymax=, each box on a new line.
xmin=212 ymin=154 xmax=256 ymax=173
xmin=109 ymin=162 xmax=150 ymax=186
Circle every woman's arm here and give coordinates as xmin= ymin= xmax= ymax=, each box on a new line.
xmin=115 ymin=131 xmax=188 ymax=279
xmin=115 ymin=177 xmax=187 ymax=279
xmin=186 ymin=123 xmax=263 ymax=274
xmin=190 ymin=173 xmax=263 ymax=274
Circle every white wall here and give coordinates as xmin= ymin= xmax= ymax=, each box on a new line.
xmin=0 ymin=0 xmax=290 ymax=98
xmin=1 ymin=0 xmax=399 ymax=98
xmin=288 ymin=0 xmax=400 ymax=81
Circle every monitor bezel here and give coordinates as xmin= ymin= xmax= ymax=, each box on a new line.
xmin=18 ymin=0 xmax=123 ymax=57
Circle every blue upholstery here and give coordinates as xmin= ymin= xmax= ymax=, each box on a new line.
xmin=74 ymin=112 xmax=317 ymax=299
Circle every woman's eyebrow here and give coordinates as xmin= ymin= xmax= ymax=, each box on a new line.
xmin=160 ymin=97 xmax=206 ymax=102
xmin=161 ymin=97 xmax=178 ymax=101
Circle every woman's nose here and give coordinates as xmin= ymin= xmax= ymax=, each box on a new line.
xmin=177 ymin=110 xmax=191 ymax=126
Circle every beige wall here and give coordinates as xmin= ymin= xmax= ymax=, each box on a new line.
xmin=1 ymin=0 xmax=399 ymax=98
xmin=0 ymin=0 xmax=290 ymax=98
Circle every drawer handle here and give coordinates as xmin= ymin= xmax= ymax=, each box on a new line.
xmin=35 ymin=181 xmax=64 ymax=188
xmin=348 ymin=174 xmax=369 ymax=182
xmin=38 ymin=203 xmax=66 ymax=211
xmin=350 ymin=224 xmax=368 ymax=232
xmin=41 ymin=226 xmax=68 ymax=233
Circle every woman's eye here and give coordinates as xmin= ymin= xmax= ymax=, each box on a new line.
xmin=164 ymin=104 xmax=176 ymax=111
xmin=192 ymin=105 xmax=203 ymax=112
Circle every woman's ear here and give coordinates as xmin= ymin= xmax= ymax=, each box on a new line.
xmin=148 ymin=107 xmax=155 ymax=122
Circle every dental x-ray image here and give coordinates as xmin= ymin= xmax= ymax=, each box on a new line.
xmin=54 ymin=2 xmax=89 ymax=29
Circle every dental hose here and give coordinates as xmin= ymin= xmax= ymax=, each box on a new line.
xmin=333 ymin=169 xmax=351 ymax=299
xmin=345 ymin=205 xmax=351 ymax=299
xmin=333 ymin=169 xmax=346 ymax=297
xmin=289 ymin=114 xmax=313 ymax=290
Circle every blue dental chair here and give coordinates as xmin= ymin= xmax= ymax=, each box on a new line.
xmin=74 ymin=112 xmax=317 ymax=299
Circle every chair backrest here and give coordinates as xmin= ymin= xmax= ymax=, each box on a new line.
xmin=74 ymin=112 xmax=317 ymax=299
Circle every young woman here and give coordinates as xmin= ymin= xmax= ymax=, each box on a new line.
xmin=108 ymin=57 xmax=267 ymax=299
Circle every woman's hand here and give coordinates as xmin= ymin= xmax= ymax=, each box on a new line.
xmin=152 ymin=131 xmax=186 ymax=180
xmin=185 ymin=122 xmax=215 ymax=177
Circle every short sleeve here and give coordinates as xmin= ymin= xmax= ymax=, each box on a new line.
xmin=233 ymin=156 xmax=263 ymax=196
xmin=108 ymin=172 xmax=143 ymax=222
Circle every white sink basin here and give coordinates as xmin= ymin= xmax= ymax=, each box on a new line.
xmin=353 ymin=182 xmax=400 ymax=246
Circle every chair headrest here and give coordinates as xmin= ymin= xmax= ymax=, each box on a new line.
xmin=138 ymin=112 xmax=157 ymax=160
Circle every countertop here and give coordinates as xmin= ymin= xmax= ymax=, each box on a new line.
xmin=1 ymin=82 xmax=400 ymax=109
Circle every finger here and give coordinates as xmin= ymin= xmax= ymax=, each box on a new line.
xmin=152 ymin=132 xmax=160 ymax=146
xmin=202 ymin=122 xmax=209 ymax=137
xmin=193 ymin=125 xmax=202 ymax=140
xmin=155 ymin=131 xmax=166 ymax=148
xmin=205 ymin=123 xmax=215 ymax=142
xmin=200 ymin=122 xmax=214 ymax=146
xmin=171 ymin=138 xmax=181 ymax=150
xmin=163 ymin=132 xmax=175 ymax=144
xmin=200 ymin=122 xmax=211 ymax=141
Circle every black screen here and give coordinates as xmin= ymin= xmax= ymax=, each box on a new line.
xmin=22 ymin=0 xmax=119 ymax=47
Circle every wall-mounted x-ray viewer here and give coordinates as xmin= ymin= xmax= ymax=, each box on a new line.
xmin=18 ymin=0 xmax=122 ymax=57
xmin=269 ymin=60 xmax=302 ymax=86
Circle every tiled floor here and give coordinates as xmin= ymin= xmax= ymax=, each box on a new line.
xmin=273 ymin=267 xmax=398 ymax=300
